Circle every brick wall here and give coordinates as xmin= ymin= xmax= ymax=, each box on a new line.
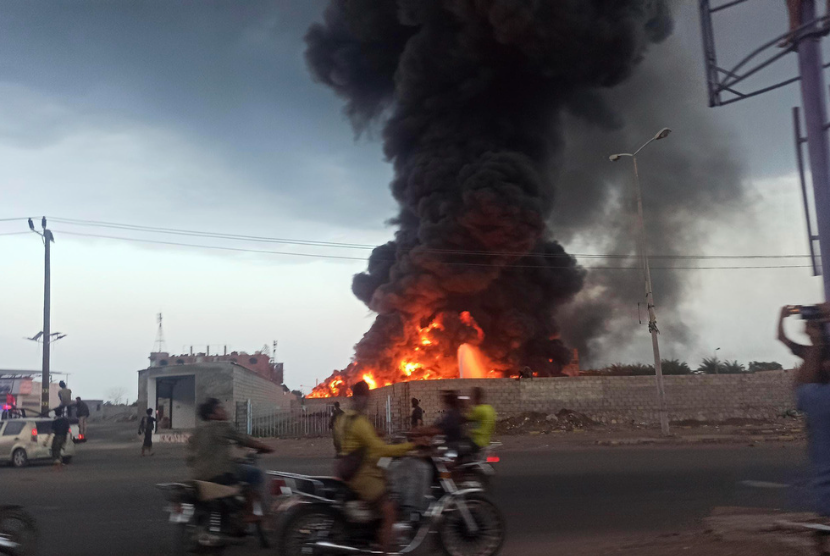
xmin=306 ymin=371 xmax=797 ymax=427
xmin=232 ymin=365 xmax=293 ymax=411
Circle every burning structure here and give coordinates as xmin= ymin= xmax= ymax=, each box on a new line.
xmin=306 ymin=0 xmax=674 ymax=398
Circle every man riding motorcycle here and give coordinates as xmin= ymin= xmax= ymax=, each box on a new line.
xmin=186 ymin=398 xmax=273 ymax=517
xmin=334 ymin=381 xmax=429 ymax=553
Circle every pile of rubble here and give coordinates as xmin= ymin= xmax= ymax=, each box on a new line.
xmin=496 ymin=409 xmax=597 ymax=435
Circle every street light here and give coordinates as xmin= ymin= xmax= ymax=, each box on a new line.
xmin=610 ymin=128 xmax=672 ymax=436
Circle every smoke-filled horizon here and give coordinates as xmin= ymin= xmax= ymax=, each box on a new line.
xmin=304 ymin=0 xmax=710 ymax=392
xmin=553 ymin=27 xmax=746 ymax=366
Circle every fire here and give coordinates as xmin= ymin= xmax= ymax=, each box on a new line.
xmin=308 ymin=310 xmax=506 ymax=398
xmin=363 ymin=373 xmax=378 ymax=390
xmin=402 ymin=361 xmax=420 ymax=376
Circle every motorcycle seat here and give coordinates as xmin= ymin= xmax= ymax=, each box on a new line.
xmin=304 ymin=476 xmax=358 ymax=501
xmin=194 ymin=480 xmax=242 ymax=501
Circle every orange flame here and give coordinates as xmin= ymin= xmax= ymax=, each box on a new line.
xmin=363 ymin=373 xmax=378 ymax=390
xmin=308 ymin=311 xmax=502 ymax=398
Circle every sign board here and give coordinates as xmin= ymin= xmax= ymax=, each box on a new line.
xmin=18 ymin=379 xmax=32 ymax=395
xmin=153 ymin=432 xmax=192 ymax=443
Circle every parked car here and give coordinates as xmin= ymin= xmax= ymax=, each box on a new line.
xmin=0 ymin=408 xmax=80 ymax=442
xmin=0 ymin=418 xmax=76 ymax=468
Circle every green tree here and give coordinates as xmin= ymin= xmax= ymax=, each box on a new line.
xmin=605 ymin=363 xmax=654 ymax=376
xmin=722 ymin=360 xmax=746 ymax=374
xmin=748 ymin=361 xmax=783 ymax=372
xmin=661 ymin=359 xmax=692 ymax=375
xmin=697 ymin=357 xmax=721 ymax=374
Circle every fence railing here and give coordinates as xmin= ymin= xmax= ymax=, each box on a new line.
xmin=236 ymin=399 xmax=392 ymax=438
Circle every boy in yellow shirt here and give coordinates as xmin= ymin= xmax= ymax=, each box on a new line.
xmin=467 ymin=387 xmax=496 ymax=450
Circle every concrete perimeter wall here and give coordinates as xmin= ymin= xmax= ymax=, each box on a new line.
xmin=302 ymin=371 xmax=797 ymax=427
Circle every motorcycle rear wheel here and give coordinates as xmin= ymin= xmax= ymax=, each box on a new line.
xmin=279 ymin=506 xmax=346 ymax=556
xmin=0 ymin=507 xmax=38 ymax=556
xmin=438 ymin=494 xmax=505 ymax=556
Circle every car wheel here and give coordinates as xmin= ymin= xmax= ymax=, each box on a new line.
xmin=12 ymin=448 xmax=28 ymax=468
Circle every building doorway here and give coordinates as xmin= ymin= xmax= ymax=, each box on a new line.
xmin=154 ymin=375 xmax=196 ymax=430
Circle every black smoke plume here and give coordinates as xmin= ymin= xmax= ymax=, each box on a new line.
xmin=552 ymin=10 xmax=746 ymax=365
xmin=305 ymin=0 xmax=675 ymax=390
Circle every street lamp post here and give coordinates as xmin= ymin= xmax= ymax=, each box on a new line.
xmin=610 ymin=128 xmax=672 ymax=436
xmin=714 ymin=347 xmax=721 ymax=374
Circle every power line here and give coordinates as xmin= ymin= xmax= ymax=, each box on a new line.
xmin=0 ymin=231 xmax=30 ymax=236
xmin=48 ymin=217 xmax=376 ymax=250
xmin=47 ymin=216 xmax=813 ymax=261
xmin=0 ymin=217 xmax=28 ymax=222
xmin=53 ymin=229 xmax=812 ymax=271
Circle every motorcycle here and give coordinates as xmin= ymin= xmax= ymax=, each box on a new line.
xmin=0 ymin=506 xmax=37 ymax=556
xmin=273 ymin=437 xmax=505 ymax=556
xmin=457 ymin=441 xmax=501 ymax=492
xmin=156 ymin=451 xmax=270 ymax=554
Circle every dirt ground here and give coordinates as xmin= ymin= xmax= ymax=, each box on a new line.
xmin=548 ymin=531 xmax=805 ymax=556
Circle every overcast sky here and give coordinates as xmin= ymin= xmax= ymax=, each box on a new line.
xmin=0 ymin=1 xmax=824 ymax=399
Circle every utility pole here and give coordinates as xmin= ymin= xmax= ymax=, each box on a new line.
xmin=633 ymin=156 xmax=669 ymax=436
xmin=610 ymin=128 xmax=672 ymax=436
xmin=796 ymin=0 xmax=830 ymax=299
xmin=29 ymin=217 xmax=54 ymax=414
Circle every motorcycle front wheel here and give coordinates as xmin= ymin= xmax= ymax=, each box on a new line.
xmin=438 ymin=494 xmax=505 ymax=556
xmin=279 ymin=506 xmax=346 ymax=556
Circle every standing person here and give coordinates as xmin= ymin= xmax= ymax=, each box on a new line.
xmin=329 ymin=401 xmax=344 ymax=453
xmin=138 ymin=408 xmax=156 ymax=456
xmin=2 ymin=393 xmax=14 ymax=419
xmin=51 ymin=406 xmax=70 ymax=468
xmin=57 ymin=381 xmax=72 ymax=411
xmin=75 ymin=397 xmax=90 ymax=438
xmin=335 ymin=381 xmax=426 ymax=553
xmin=467 ymin=387 xmax=497 ymax=452
xmin=779 ymin=304 xmax=830 ymax=515
xmin=410 ymin=398 xmax=424 ymax=429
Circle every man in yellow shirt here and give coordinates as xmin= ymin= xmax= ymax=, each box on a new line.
xmin=467 ymin=387 xmax=496 ymax=451
xmin=336 ymin=381 xmax=427 ymax=552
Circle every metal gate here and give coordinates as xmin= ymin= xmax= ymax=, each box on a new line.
xmin=235 ymin=398 xmax=393 ymax=438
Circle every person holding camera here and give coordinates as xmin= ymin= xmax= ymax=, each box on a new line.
xmin=779 ymin=303 xmax=830 ymax=515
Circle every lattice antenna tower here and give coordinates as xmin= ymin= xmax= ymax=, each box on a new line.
xmin=154 ymin=313 xmax=167 ymax=353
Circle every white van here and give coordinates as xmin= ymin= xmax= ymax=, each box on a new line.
xmin=0 ymin=418 xmax=76 ymax=467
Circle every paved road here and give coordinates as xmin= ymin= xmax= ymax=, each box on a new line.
xmin=1 ymin=424 xmax=813 ymax=556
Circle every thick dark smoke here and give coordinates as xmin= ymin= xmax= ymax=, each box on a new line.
xmin=552 ymin=26 xmax=746 ymax=366
xmin=306 ymin=0 xmax=676 ymax=381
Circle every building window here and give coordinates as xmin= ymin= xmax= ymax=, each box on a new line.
xmin=249 ymin=357 xmax=258 ymax=365
xmin=176 ymin=359 xmax=185 ymax=365
xmin=159 ymin=360 xmax=168 ymax=366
